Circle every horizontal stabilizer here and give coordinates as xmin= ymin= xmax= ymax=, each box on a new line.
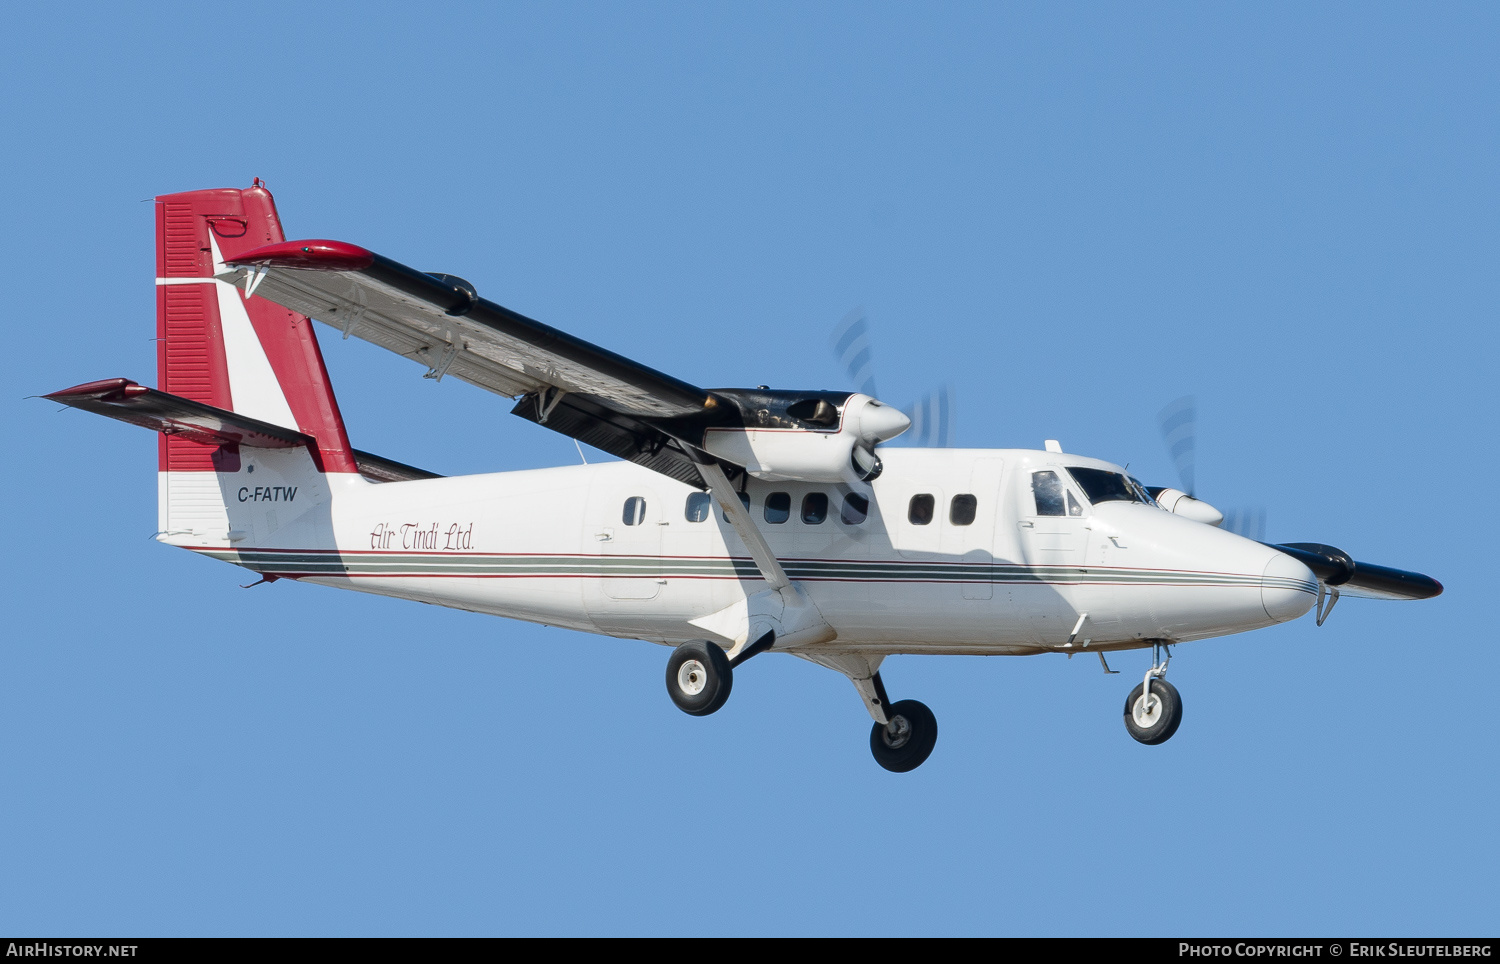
xmin=46 ymin=378 xmax=311 ymax=448
xmin=349 ymin=449 xmax=443 ymax=483
xmin=1268 ymin=542 xmax=1442 ymax=601
xmin=45 ymin=378 xmax=440 ymax=483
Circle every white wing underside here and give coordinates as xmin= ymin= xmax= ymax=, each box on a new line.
xmin=219 ymin=265 xmax=685 ymax=418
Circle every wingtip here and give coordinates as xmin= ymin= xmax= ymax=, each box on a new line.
xmin=43 ymin=377 xmax=142 ymax=400
xmin=227 ymin=239 xmax=375 ymax=271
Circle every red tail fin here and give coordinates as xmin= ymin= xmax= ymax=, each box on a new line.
xmin=155 ymin=182 xmax=357 ymax=474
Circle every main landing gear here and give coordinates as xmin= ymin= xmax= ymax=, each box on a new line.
xmin=665 ymin=640 xmax=734 ymax=716
xmin=1122 ymin=643 xmax=1183 ymax=745
xmin=869 ymin=698 xmax=938 ymax=773
xmin=665 ymin=642 xmax=939 ymax=772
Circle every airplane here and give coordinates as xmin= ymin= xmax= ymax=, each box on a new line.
xmin=45 ymin=182 xmax=1443 ymax=772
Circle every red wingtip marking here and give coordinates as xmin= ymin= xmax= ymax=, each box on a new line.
xmin=228 ymin=239 xmax=375 ymax=271
xmin=45 ymin=377 xmax=143 ymax=400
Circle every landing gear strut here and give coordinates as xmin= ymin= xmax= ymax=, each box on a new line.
xmin=666 ymin=640 xmax=733 ymax=716
xmin=1123 ymin=642 xmax=1182 ymax=745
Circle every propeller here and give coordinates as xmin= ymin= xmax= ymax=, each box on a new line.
xmin=1156 ymin=395 xmax=1197 ymax=497
xmin=1220 ymin=507 xmax=1267 ymax=543
xmin=830 ymin=307 xmax=956 ymax=447
xmin=1152 ymin=395 xmax=1265 ymax=538
xmin=1149 ymin=398 xmax=1440 ymax=606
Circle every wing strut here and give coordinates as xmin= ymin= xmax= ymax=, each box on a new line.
xmin=696 ymin=461 xmax=790 ymax=590
xmin=691 ymin=461 xmax=834 ymax=660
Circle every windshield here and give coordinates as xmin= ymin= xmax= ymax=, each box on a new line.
xmin=1128 ymin=476 xmax=1159 ymax=506
xmin=1067 ymin=467 xmax=1149 ymax=505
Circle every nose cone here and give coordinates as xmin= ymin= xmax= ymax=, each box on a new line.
xmin=857 ymin=399 xmax=911 ymax=443
xmin=1262 ymin=550 xmax=1318 ymax=623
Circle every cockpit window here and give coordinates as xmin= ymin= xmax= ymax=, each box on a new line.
xmin=1067 ymin=491 xmax=1084 ymax=517
xmin=1068 ymin=467 xmax=1148 ymax=505
xmin=1032 ymin=471 xmax=1066 ymax=516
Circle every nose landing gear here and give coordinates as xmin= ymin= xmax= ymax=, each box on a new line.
xmin=1123 ymin=643 xmax=1183 ymax=745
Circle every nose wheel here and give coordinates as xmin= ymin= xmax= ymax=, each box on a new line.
xmin=665 ymin=640 xmax=733 ymax=716
xmin=1122 ymin=645 xmax=1182 ymax=744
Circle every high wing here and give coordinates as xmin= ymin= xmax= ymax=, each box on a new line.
xmin=223 ymin=241 xmax=709 ymax=418
xmin=221 ymin=240 xmax=727 ymax=486
xmin=220 ymin=240 xmax=910 ymax=488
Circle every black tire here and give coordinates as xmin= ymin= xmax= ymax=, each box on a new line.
xmin=665 ymin=641 xmax=733 ymax=716
xmin=1123 ymin=677 xmax=1183 ymax=745
xmin=869 ymin=699 xmax=938 ymax=772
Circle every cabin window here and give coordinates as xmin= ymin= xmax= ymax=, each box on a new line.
xmin=908 ymin=494 xmax=935 ymax=525
xmin=1032 ymin=471 xmax=1066 ymax=516
xmin=950 ymin=494 xmax=977 ymax=526
xmin=764 ymin=492 xmax=791 ymax=524
xmin=685 ymin=492 xmax=712 ymax=523
xmin=1067 ymin=491 xmax=1084 ymax=517
xmin=802 ymin=492 xmax=829 ymax=524
xmin=1068 ymin=467 xmax=1147 ymax=505
xmin=841 ymin=493 xmax=869 ymax=525
xmin=721 ymin=492 xmax=751 ymax=522
xmin=622 ymin=497 xmax=647 ymax=526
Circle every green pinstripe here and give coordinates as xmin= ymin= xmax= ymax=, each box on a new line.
xmin=190 ymin=548 xmax=1316 ymax=593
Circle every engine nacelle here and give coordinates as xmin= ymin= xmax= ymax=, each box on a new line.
xmin=1152 ymin=487 xmax=1226 ymax=527
xmin=702 ymin=393 xmax=909 ymax=483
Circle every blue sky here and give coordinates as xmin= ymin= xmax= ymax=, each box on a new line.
xmin=2 ymin=1 xmax=1494 ymax=936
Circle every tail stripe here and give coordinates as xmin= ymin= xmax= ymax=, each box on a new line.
xmin=210 ymin=235 xmax=298 ymax=430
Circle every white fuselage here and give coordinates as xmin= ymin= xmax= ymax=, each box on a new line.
xmin=167 ymin=446 xmax=1318 ymax=657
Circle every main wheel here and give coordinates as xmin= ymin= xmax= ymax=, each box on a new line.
xmin=869 ymin=699 xmax=938 ymax=772
xmin=665 ymin=641 xmax=733 ymax=716
xmin=1123 ymin=677 xmax=1183 ymax=745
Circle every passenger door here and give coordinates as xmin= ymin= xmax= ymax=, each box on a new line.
xmin=590 ymin=484 xmax=664 ymax=601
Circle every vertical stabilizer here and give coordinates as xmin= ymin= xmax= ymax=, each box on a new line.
xmin=154 ymin=183 xmax=357 ymax=543
xmin=156 ymin=182 xmax=356 ymax=473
